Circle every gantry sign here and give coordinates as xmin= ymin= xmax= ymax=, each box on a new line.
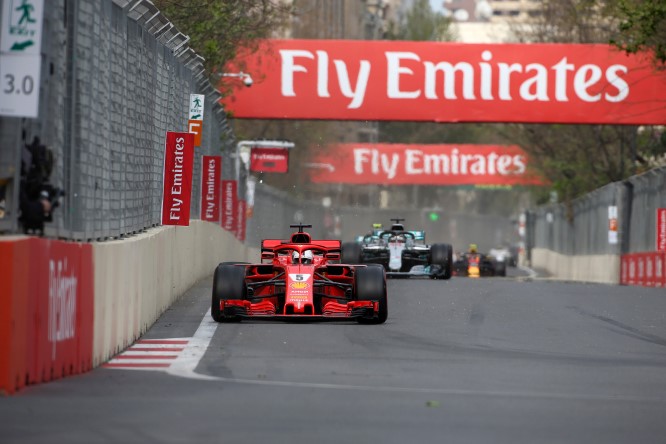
xmin=222 ymin=39 xmax=666 ymax=125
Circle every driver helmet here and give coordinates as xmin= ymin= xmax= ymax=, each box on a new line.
xmin=469 ymin=243 xmax=478 ymax=254
xmin=292 ymin=250 xmax=314 ymax=264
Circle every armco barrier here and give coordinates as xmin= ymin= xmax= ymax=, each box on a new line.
xmin=620 ymin=252 xmax=666 ymax=287
xmin=1 ymin=222 xmax=258 ymax=394
xmin=0 ymin=237 xmax=94 ymax=395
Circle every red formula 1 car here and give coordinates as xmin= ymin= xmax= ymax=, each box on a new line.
xmin=211 ymin=224 xmax=388 ymax=324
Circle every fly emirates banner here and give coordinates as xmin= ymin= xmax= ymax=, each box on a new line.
xmin=309 ymin=143 xmax=543 ymax=186
xmin=223 ymin=39 xmax=666 ymax=125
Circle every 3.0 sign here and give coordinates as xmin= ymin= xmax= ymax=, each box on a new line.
xmin=0 ymin=54 xmax=41 ymax=117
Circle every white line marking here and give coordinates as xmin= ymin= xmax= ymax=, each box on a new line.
xmin=166 ymin=308 xmax=220 ymax=381
xmin=518 ymin=264 xmax=538 ymax=279
xmin=207 ymin=375 xmax=663 ymax=403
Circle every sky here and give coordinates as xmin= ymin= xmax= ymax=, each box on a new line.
xmin=429 ymin=0 xmax=447 ymax=14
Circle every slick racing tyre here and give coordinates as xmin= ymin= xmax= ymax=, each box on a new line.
xmin=354 ymin=264 xmax=388 ymax=324
xmin=430 ymin=243 xmax=453 ymax=280
xmin=342 ymin=242 xmax=362 ymax=264
xmin=211 ymin=263 xmax=247 ymax=322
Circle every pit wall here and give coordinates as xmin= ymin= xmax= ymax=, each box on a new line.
xmin=0 ymin=221 xmax=258 ymax=394
xmin=530 ymin=248 xmax=621 ymax=284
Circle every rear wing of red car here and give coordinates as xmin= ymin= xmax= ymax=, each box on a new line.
xmin=261 ymin=239 xmax=341 ymax=252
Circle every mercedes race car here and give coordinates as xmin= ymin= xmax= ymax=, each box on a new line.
xmin=211 ymin=224 xmax=387 ymax=324
xmin=342 ymin=219 xmax=452 ymax=279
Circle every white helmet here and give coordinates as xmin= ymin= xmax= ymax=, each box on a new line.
xmin=292 ymin=250 xmax=313 ymax=264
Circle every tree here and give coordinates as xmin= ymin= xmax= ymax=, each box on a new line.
xmin=509 ymin=0 xmax=666 ymax=202
xmin=385 ymin=0 xmax=455 ymax=42
xmin=612 ymin=0 xmax=666 ymax=67
xmin=153 ymin=0 xmax=292 ymax=81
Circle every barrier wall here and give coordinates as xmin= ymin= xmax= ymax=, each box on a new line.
xmin=531 ymin=249 xmax=620 ymax=284
xmin=1 ymin=222 xmax=258 ymax=394
xmin=0 ymin=237 xmax=94 ymax=394
xmin=93 ymin=220 xmax=258 ymax=366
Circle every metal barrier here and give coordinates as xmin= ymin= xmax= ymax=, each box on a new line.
xmin=0 ymin=0 xmax=236 ymax=240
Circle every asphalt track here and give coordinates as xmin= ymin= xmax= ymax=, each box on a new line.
xmin=2 ymin=268 xmax=666 ymax=444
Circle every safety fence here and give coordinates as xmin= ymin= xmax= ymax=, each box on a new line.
xmin=525 ymin=166 xmax=666 ymax=286
xmin=0 ymin=0 xmax=236 ymax=240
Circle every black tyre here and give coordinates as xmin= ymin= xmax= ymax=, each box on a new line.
xmin=342 ymin=242 xmax=362 ymax=264
xmin=211 ymin=263 xmax=247 ymax=322
xmin=430 ymin=243 xmax=453 ymax=280
xmin=354 ymin=264 xmax=388 ymax=324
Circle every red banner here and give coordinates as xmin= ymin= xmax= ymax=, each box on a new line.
xmin=222 ymin=39 xmax=666 ymax=125
xmin=0 ymin=238 xmax=94 ymax=394
xmin=309 ymin=143 xmax=543 ymax=185
xmin=200 ymin=156 xmax=221 ymax=222
xmin=250 ymin=147 xmax=290 ymax=173
xmin=657 ymin=208 xmax=666 ymax=251
xmin=162 ymin=132 xmax=195 ymax=226
xmin=237 ymin=200 xmax=247 ymax=242
xmin=221 ymin=180 xmax=238 ymax=233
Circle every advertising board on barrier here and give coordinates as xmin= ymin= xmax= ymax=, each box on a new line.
xmin=309 ymin=143 xmax=542 ymax=185
xmin=657 ymin=208 xmax=666 ymax=252
xmin=0 ymin=238 xmax=93 ymax=394
xmin=222 ymin=39 xmax=666 ymax=125
xmin=221 ymin=180 xmax=238 ymax=233
xmin=161 ymin=132 xmax=195 ymax=226
xmin=250 ymin=147 xmax=290 ymax=173
xmin=237 ymin=200 xmax=247 ymax=242
xmin=200 ymin=156 xmax=221 ymax=222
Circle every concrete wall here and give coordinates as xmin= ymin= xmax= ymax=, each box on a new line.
xmin=531 ymin=248 xmax=620 ymax=285
xmin=92 ymin=221 xmax=258 ymax=365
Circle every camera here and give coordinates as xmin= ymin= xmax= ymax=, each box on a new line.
xmin=243 ymin=75 xmax=253 ymax=87
xmin=39 ymin=184 xmax=65 ymax=221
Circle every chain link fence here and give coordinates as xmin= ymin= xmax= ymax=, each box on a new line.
xmin=0 ymin=0 xmax=236 ymax=240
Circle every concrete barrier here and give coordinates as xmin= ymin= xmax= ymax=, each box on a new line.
xmin=92 ymin=220 xmax=258 ymax=366
xmin=531 ymin=248 xmax=620 ymax=284
xmin=1 ymin=221 xmax=258 ymax=393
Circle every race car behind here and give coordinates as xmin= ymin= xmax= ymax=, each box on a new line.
xmin=343 ymin=219 xmax=453 ymax=279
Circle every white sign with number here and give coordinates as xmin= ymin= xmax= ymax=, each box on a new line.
xmin=0 ymin=53 xmax=41 ymax=117
xmin=1 ymin=0 xmax=44 ymax=54
xmin=189 ymin=94 xmax=204 ymax=120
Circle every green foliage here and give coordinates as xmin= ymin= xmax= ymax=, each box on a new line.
xmin=612 ymin=0 xmax=666 ymax=66
xmin=385 ymin=0 xmax=455 ymax=42
xmin=153 ymin=0 xmax=292 ymax=80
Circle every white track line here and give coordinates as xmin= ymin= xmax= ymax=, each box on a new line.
xmin=160 ymin=310 xmax=662 ymax=402
xmin=518 ymin=264 xmax=538 ymax=279
xmin=166 ymin=308 xmax=221 ymax=381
